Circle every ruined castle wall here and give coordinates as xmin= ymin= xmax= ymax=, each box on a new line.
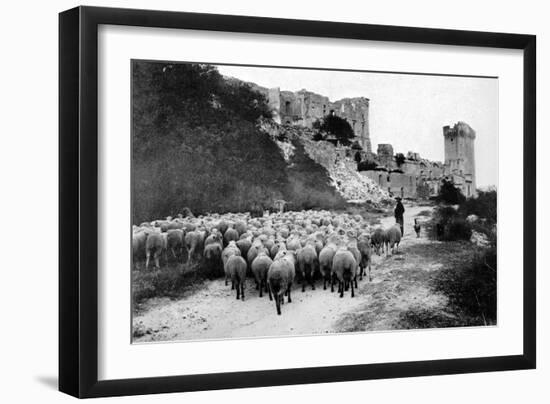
xmin=361 ymin=171 xmax=418 ymax=198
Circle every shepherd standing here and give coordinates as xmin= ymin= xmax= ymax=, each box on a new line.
xmin=394 ymin=197 xmax=405 ymax=236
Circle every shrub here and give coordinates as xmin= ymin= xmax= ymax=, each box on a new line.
xmin=458 ymin=189 xmax=497 ymax=225
xmin=395 ymin=153 xmax=406 ymax=166
xmin=316 ymin=115 xmax=355 ymax=146
xmin=437 ymin=179 xmax=466 ymax=204
xmin=429 ymin=206 xmax=472 ymax=241
xmin=357 ymin=160 xmax=378 ymax=171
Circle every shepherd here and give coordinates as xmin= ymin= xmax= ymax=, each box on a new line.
xmin=394 ymin=197 xmax=405 ymax=236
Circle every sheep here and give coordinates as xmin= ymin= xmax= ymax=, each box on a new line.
xmin=384 ymin=225 xmax=402 ymax=255
xmin=331 ymin=248 xmax=358 ymax=298
xmin=161 ymin=221 xmax=184 ymax=233
xmin=267 ymin=253 xmax=296 ymax=315
xmin=226 ymin=255 xmax=247 ymax=300
xmin=204 ymin=230 xmax=222 ymax=247
xmin=234 ymin=220 xmax=248 ymax=236
xmin=184 ymin=230 xmax=206 ymax=265
xmin=247 ymin=241 xmax=267 ymax=268
xmin=132 ymin=231 xmax=147 ymax=270
xmin=166 ymin=229 xmax=184 ymax=260
xmin=236 ymin=237 xmax=252 ymax=259
xmin=357 ymin=234 xmax=373 ymax=281
xmin=296 ymin=242 xmax=319 ymax=292
xmin=223 ymin=227 xmax=239 ymax=246
xmin=145 ymin=232 xmax=164 ymax=270
xmin=318 ymin=243 xmax=337 ymax=290
xmin=251 ymin=252 xmax=273 ymax=297
xmin=222 ymin=241 xmax=241 ymax=286
xmin=286 ymin=236 xmax=301 ymax=252
xmin=203 ymin=240 xmax=223 ymax=276
xmin=371 ymin=228 xmax=385 ymax=256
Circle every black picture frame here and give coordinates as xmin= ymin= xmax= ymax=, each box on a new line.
xmin=59 ymin=5 xmax=536 ymax=398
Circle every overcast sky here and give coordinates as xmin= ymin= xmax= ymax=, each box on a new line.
xmin=217 ymin=64 xmax=498 ymax=188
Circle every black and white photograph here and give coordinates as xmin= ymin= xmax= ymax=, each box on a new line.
xmin=131 ymin=60 xmax=498 ymax=343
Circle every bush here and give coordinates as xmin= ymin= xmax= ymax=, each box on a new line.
xmin=315 ymin=115 xmax=355 ymax=146
xmin=357 ymin=160 xmax=378 ymax=171
xmin=437 ymin=179 xmax=466 ymax=204
xmin=429 ymin=206 xmax=472 ymax=241
xmin=458 ymin=189 xmax=497 ymax=225
xmin=395 ymin=153 xmax=406 ymax=166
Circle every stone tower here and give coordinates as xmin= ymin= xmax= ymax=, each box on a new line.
xmin=443 ymin=122 xmax=476 ymax=197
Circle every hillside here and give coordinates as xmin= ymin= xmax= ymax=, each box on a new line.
xmin=132 ymin=61 xmax=346 ymax=223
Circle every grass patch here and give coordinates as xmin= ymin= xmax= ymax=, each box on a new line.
xmin=431 ymin=246 xmax=496 ymax=325
xmin=395 ymin=307 xmax=468 ymax=329
xmin=132 ymin=261 xmax=207 ymax=308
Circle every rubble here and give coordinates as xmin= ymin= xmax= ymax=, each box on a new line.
xmin=328 ymin=161 xmax=390 ymax=203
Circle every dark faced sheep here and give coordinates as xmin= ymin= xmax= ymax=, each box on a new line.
xmin=331 ymin=248 xmax=358 ymax=298
xmin=296 ymin=243 xmax=319 ymax=292
xmin=267 ymin=254 xmax=296 ymax=315
xmin=251 ymin=252 xmax=273 ymax=297
xmin=226 ymin=255 xmax=247 ymax=300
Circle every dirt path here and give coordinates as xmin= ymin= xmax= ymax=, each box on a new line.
xmin=133 ymin=204 xmax=453 ymax=343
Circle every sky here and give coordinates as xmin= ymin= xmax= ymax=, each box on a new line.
xmin=217 ymin=64 xmax=498 ymax=188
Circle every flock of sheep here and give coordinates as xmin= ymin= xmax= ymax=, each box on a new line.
xmin=132 ymin=209 xmax=403 ymax=315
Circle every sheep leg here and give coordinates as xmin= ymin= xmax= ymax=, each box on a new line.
xmin=171 ymin=248 xmax=177 ymax=259
xmin=236 ymin=281 xmax=240 ymax=300
xmin=268 ymin=283 xmax=273 ymax=301
xmin=301 ymin=271 xmax=306 ymax=292
xmin=339 ymin=281 xmax=344 ymax=298
xmin=330 ymin=274 xmax=334 ymax=293
xmin=145 ymin=253 xmax=150 ymax=270
xmin=368 ymin=262 xmax=372 ymax=282
xmin=241 ymin=282 xmax=245 ymax=301
xmin=154 ymin=253 xmax=160 ymax=269
xmin=354 ymin=276 xmax=358 ymax=289
xmin=288 ymin=287 xmax=292 ymax=303
xmin=259 ymin=280 xmax=263 ymax=298
xmin=351 ymin=279 xmax=355 ymax=298
xmin=275 ymin=295 xmax=281 ymax=315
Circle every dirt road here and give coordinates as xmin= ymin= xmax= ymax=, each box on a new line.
xmin=133 ymin=204 xmax=459 ymax=343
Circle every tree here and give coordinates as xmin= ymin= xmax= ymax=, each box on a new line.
xmin=437 ymin=179 xmax=466 ymax=204
xmin=316 ymin=115 xmax=355 ymax=146
xmin=395 ymin=153 xmax=406 ymax=166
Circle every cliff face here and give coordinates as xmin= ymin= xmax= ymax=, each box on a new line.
xmin=261 ymin=121 xmax=389 ymax=204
